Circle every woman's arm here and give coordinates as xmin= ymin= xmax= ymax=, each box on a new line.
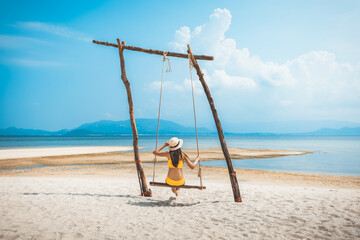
xmin=152 ymin=142 xmax=170 ymax=158
xmin=183 ymin=153 xmax=200 ymax=169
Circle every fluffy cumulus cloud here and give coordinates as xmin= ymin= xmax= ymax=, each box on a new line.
xmin=169 ymin=26 xmax=191 ymax=53
xmin=166 ymin=8 xmax=360 ymax=122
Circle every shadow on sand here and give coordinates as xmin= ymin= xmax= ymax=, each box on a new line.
xmin=127 ymin=197 xmax=200 ymax=207
xmin=23 ymin=192 xmax=200 ymax=207
xmin=23 ymin=192 xmax=140 ymax=199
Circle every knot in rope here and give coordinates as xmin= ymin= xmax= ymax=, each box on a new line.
xmin=166 ymin=58 xmax=172 ymax=72
xmin=188 ymin=54 xmax=194 ymax=70
xmin=163 ymin=52 xmax=172 ymax=73
xmin=162 ymin=51 xmax=167 ymax=61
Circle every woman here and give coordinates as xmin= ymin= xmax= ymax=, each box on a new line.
xmin=153 ymin=137 xmax=200 ymax=196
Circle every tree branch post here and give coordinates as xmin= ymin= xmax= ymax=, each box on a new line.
xmin=187 ymin=44 xmax=242 ymax=202
xmin=116 ymin=38 xmax=151 ymax=197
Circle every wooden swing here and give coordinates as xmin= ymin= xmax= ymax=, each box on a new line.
xmin=150 ymin=53 xmax=205 ymax=190
xmin=93 ymin=39 xmax=241 ymax=202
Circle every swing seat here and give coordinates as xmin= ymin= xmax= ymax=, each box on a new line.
xmin=150 ymin=181 xmax=206 ymax=190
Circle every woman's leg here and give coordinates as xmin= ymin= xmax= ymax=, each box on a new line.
xmin=171 ymin=187 xmax=179 ymax=196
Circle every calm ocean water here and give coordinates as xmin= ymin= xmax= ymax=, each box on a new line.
xmin=1 ymin=136 xmax=359 ymax=176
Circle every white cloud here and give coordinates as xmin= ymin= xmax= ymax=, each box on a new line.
xmin=279 ymin=100 xmax=294 ymax=107
xmin=149 ymin=80 xmax=185 ymax=92
xmin=150 ymin=76 xmax=206 ymax=95
xmin=169 ymin=26 xmax=190 ymax=53
xmin=183 ymin=77 xmax=204 ymax=95
xmin=14 ymin=21 xmax=92 ymax=42
xmin=212 ymin=69 xmax=256 ymax=89
xmin=5 ymin=58 xmax=64 ymax=67
xmin=0 ymin=34 xmax=49 ymax=48
xmin=167 ymin=8 xmax=360 ymax=122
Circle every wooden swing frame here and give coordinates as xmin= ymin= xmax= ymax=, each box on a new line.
xmin=93 ymin=39 xmax=242 ymax=202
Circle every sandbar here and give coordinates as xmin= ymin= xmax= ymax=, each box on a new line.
xmin=0 ymin=147 xmax=310 ymax=169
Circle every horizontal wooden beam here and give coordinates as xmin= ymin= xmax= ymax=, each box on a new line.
xmin=93 ymin=40 xmax=214 ymax=61
xmin=150 ymin=182 xmax=206 ymax=190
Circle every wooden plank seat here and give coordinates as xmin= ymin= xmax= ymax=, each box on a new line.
xmin=150 ymin=182 xmax=206 ymax=190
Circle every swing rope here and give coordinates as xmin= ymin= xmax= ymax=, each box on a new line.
xmin=152 ymin=53 xmax=203 ymax=189
xmin=188 ymin=54 xmax=203 ymax=189
xmin=153 ymin=52 xmax=170 ymax=183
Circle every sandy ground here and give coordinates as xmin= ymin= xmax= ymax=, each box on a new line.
xmin=0 ymin=149 xmax=359 ymax=239
xmin=0 ymin=146 xmax=133 ymax=160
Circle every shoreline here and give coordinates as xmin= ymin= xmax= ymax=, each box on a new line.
xmin=1 ymin=146 xmax=358 ymax=189
xmin=1 ymin=162 xmax=359 ymax=190
xmin=0 ymin=146 xmax=310 ymax=168
xmin=1 ymin=161 xmax=360 ymax=178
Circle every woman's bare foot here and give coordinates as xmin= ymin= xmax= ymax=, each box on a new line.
xmin=171 ymin=187 xmax=178 ymax=196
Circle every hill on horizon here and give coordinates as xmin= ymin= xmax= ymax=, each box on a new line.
xmin=0 ymin=119 xmax=213 ymax=136
xmin=74 ymin=119 xmax=212 ymax=135
xmin=222 ymin=120 xmax=360 ymax=133
xmin=1 ymin=119 xmax=360 ymax=136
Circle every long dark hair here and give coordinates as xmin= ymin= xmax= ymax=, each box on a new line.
xmin=169 ymin=148 xmax=183 ymax=168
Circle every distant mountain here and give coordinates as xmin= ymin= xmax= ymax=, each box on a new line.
xmin=63 ymin=129 xmax=97 ymax=137
xmin=0 ymin=127 xmax=53 ymax=136
xmin=222 ymin=120 xmax=360 ymax=133
xmin=0 ymin=127 xmax=70 ymax=136
xmin=0 ymin=119 xmax=213 ymax=136
xmin=1 ymin=120 xmax=359 ymax=137
xmin=75 ymin=119 xmax=213 ymax=135
xmin=309 ymin=127 xmax=360 ymax=136
xmin=224 ymin=127 xmax=360 ymax=136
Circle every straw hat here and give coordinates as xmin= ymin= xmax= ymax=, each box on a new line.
xmin=168 ymin=137 xmax=183 ymax=151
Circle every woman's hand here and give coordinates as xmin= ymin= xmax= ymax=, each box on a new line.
xmin=153 ymin=143 xmax=170 ymax=157
xmin=153 ymin=157 xmax=158 ymax=163
xmin=164 ymin=141 xmax=169 ymax=147
xmin=196 ymin=155 xmax=201 ymax=161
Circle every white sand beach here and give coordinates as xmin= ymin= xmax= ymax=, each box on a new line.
xmin=0 ymin=175 xmax=359 ymax=240
xmin=0 ymin=146 xmax=133 ymax=160
xmin=0 ymin=148 xmax=359 ymax=239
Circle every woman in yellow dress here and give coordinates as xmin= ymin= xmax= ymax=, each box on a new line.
xmin=153 ymin=137 xmax=200 ymax=196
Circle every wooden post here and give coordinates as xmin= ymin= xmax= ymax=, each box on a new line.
xmin=187 ymin=44 xmax=242 ymax=202
xmin=116 ymin=38 xmax=151 ymax=197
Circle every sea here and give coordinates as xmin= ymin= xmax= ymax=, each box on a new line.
xmin=1 ymin=136 xmax=359 ymax=176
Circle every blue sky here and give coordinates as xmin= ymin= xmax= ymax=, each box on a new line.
xmin=1 ymin=0 xmax=359 ymax=131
